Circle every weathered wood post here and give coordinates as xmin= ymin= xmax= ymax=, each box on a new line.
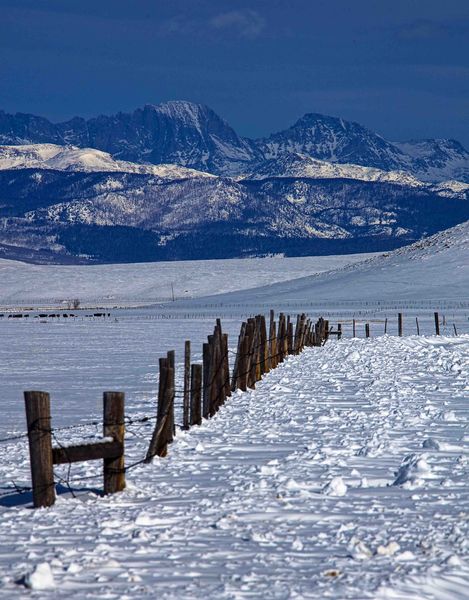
xmin=166 ymin=350 xmax=175 ymax=441
xmin=294 ymin=314 xmax=300 ymax=353
xmin=337 ymin=323 xmax=342 ymax=340
xmin=145 ymin=358 xmax=168 ymax=461
xmin=183 ymin=340 xmax=191 ymax=430
xmin=434 ymin=312 xmax=440 ymax=335
xmin=269 ymin=310 xmax=277 ymax=369
xmin=190 ymin=364 xmax=202 ymax=426
xmin=103 ymin=391 xmax=125 ymax=494
xmin=416 ymin=317 xmax=420 ymax=336
xmin=248 ymin=319 xmax=259 ymax=388
xmin=24 ymin=391 xmax=55 ymax=508
xmin=398 ymin=313 xmax=403 ymax=337
xmin=255 ymin=316 xmax=262 ymax=382
xmin=260 ymin=315 xmax=269 ymax=374
xmin=365 ymin=323 xmax=370 ymax=338
xmin=352 ymin=318 xmax=356 ymax=338
xmin=222 ymin=333 xmax=231 ymax=399
xmin=384 ymin=318 xmax=388 ymax=335
xmin=453 ymin=323 xmax=458 ymax=336
xmin=231 ymin=321 xmax=246 ymax=391
xmin=238 ymin=333 xmax=250 ymax=392
xmin=202 ymin=342 xmax=211 ymax=419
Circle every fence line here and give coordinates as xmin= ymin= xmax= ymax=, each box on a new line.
xmin=0 ymin=309 xmax=460 ymax=507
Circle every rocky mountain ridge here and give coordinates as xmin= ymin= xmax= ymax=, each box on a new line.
xmin=1 ymin=101 xmax=468 ymax=182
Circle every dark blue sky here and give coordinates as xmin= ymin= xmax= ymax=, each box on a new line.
xmin=1 ymin=0 xmax=468 ymax=145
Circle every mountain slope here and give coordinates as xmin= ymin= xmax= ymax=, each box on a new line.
xmin=0 ymin=102 xmax=259 ymax=176
xmin=181 ymin=219 xmax=469 ymax=306
xmin=244 ymin=152 xmax=426 ymax=187
xmin=256 ymin=113 xmax=406 ymax=171
xmin=394 ymin=139 xmax=469 ymax=183
xmin=0 ymin=143 xmax=214 ymax=179
xmin=1 ymin=104 xmax=468 ymax=181
xmin=1 ymin=156 xmax=468 ymax=263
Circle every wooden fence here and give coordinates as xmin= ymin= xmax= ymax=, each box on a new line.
xmin=19 ymin=309 xmax=450 ymax=508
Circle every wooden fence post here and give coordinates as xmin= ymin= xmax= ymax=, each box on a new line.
xmin=239 ymin=333 xmax=250 ymax=392
xmin=190 ymin=364 xmax=202 ymax=426
xmin=416 ymin=317 xmax=420 ymax=336
xmin=337 ymin=323 xmax=342 ymax=340
xmin=202 ymin=342 xmax=211 ymax=418
xmin=103 ymin=391 xmax=125 ymax=494
xmin=434 ymin=312 xmax=440 ymax=335
xmin=365 ymin=323 xmax=370 ymax=338
xmin=255 ymin=316 xmax=262 ymax=382
xmin=269 ymin=310 xmax=277 ymax=369
xmin=353 ymin=318 xmax=356 ymax=338
xmin=384 ymin=318 xmax=388 ymax=335
xmin=398 ymin=313 xmax=403 ymax=337
xmin=231 ymin=322 xmax=246 ymax=391
xmin=259 ymin=315 xmax=268 ymax=375
xmin=145 ymin=358 xmax=173 ymax=460
xmin=183 ymin=340 xmax=190 ymax=430
xmin=166 ymin=351 xmax=175 ymax=441
xmin=222 ymin=333 xmax=231 ymax=399
xmin=248 ymin=319 xmax=259 ymax=388
xmin=24 ymin=391 xmax=55 ymax=508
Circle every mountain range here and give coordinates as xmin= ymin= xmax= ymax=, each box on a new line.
xmin=0 ymin=101 xmax=468 ymax=263
xmin=2 ymin=101 xmax=468 ymax=182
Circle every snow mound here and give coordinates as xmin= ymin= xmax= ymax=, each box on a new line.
xmin=322 ymin=476 xmax=347 ymax=496
xmin=24 ymin=562 xmax=55 ymax=590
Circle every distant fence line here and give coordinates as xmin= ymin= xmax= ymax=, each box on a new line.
xmin=1 ymin=298 xmax=469 ymax=311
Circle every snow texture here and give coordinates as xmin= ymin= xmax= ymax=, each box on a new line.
xmin=0 ymin=218 xmax=468 ymax=597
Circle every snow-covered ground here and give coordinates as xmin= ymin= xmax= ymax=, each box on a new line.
xmin=0 ymin=253 xmax=376 ymax=309
xmin=0 ymin=222 xmax=468 ymax=598
xmin=173 ymin=220 xmax=469 ymax=311
xmin=0 ymin=335 xmax=467 ymax=598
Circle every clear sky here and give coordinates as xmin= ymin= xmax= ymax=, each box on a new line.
xmin=0 ymin=0 xmax=468 ymax=145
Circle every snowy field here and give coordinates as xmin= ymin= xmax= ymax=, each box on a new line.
xmin=0 ymin=336 xmax=468 ymax=598
xmin=1 ymin=223 xmax=469 ymax=598
xmin=0 ymin=253 xmax=375 ymax=309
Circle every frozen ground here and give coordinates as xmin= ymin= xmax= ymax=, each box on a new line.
xmin=0 ymin=253 xmax=376 ymax=309
xmin=0 ymin=335 xmax=468 ymax=598
xmin=171 ymin=220 xmax=469 ymax=312
xmin=0 ymin=222 xmax=468 ymax=598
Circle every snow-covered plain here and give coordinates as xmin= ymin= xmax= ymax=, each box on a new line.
xmin=0 ymin=223 xmax=468 ymax=598
xmin=0 ymin=335 xmax=467 ymax=598
xmin=0 ymin=253 xmax=376 ymax=308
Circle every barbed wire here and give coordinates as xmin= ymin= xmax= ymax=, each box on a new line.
xmin=1 ymin=314 xmax=325 ymax=498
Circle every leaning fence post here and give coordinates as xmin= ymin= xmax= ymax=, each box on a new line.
xmin=24 ymin=391 xmax=55 ymax=508
xmin=103 ymin=391 xmax=125 ymax=494
xmin=415 ymin=317 xmax=420 ymax=336
xmin=145 ymin=358 xmax=168 ymax=461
